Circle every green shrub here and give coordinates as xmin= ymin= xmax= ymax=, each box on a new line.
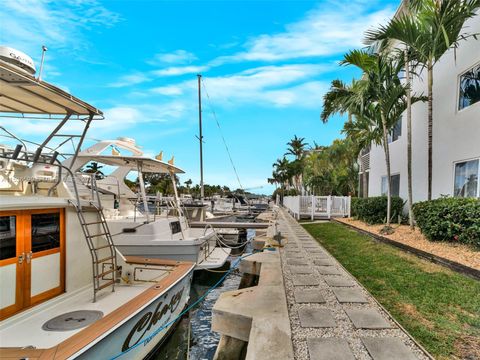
xmin=412 ymin=197 xmax=480 ymax=247
xmin=351 ymin=196 xmax=404 ymax=224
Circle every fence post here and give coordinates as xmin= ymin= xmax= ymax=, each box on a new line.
xmin=312 ymin=195 xmax=315 ymax=221
xmin=327 ymin=195 xmax=331 ymax=219
xmin=348 ymin=195 xmax=351 ymax=217
xmin=297 ymin=196 xmax=300 ymax=219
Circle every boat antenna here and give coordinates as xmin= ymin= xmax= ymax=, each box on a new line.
xmin=38 ymin=45 xmax=48 ymax=81
xmin=197 ymin=74 xmax=204 ymax=201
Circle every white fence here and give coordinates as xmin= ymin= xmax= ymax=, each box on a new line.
xmin=283 ymin=195 xmax=351 ymax=220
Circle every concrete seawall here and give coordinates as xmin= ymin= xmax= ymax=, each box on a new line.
xmin=211 ymin=214 xmax=294 ymax=360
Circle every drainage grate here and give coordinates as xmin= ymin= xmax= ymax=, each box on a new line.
xmin=42 ymin=310 xmax=103 ymax=331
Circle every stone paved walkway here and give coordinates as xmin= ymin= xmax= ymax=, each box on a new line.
xmin=277 ymin=208 xmax=432 ymax=360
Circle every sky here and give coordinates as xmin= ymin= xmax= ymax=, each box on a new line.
xmin=0 ymin=0 xmax=400 ymax=194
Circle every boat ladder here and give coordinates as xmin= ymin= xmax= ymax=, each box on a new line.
xmin=69 ymin=174 xmax=117 ymax=302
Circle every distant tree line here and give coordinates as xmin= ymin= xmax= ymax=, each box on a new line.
xmin=269 ymin=135 xmax=360 ymax=201
xmin=125 ymin=173 xmax=253 ymax=198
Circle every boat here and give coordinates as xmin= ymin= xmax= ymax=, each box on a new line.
xmin=63 ymin=138 xmax=231 ymax=270
xmin=0 ymin=47 xmax=194 ymax=359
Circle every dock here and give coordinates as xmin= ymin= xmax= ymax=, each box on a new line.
xmin=211 ymin=207 xmax=433 ymax=360
xmin=189 ymin=221 xmax=270 ymax=229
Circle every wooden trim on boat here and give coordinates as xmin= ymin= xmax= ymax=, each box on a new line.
xmin=124 ymin=256 xmax=190 ymax=267
xmin=0 ymin=260 xmax=194 ymax=360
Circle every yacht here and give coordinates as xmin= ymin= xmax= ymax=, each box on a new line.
xmin=63 ymin=137 xmax=231 ymax=270
xmin=0 ymin=47 xmax=194 ymax=359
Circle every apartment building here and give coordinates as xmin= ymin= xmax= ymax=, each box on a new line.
xmin=360 ymin=10 xmax=480 ymax=202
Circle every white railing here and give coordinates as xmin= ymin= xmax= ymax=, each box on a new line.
xmin=283 ymin=195 xmax=351 ymax=220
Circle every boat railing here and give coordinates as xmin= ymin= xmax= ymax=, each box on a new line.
xmin=0 ymin=126 xmax=76 ymax=161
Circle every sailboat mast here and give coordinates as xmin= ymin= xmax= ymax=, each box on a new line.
xmin=197 ymin=74 xmax=204 ymax=201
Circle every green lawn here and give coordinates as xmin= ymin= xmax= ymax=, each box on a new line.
xmin=302 ymin=222 xmax=480 ymax=360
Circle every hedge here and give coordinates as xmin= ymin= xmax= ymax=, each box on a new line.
xmin=412 ymin=197 xmax=480 ymax=247
xmin=351 ymin=196 xmax=404 ymax=224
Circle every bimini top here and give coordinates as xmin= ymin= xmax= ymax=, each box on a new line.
xmin=0 ymin=59 xmax=102 ymax=116
xmin=77 ymin=155 xmax=185 ymax=174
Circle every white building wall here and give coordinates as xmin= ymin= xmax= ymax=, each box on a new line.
xmin=368 ymin=13 xmax=480 ymax=202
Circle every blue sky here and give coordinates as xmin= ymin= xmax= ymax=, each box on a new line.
xmin=0 ymin=0 xmax=400 ymax=194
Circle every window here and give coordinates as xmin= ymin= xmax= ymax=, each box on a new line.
xmin=31 ymin=213 xmax=60 ymax=253
xmin=0 ymin=216 xmax=16 ymax=260
xmin=388 ymin=119 xmax=402 ymax=143
xmin=381 ymin=174 xmax=400 ymax=197
xmin=459 ymin=64 xmax=480 ymax=110
xmin=454 ymin=159 xmax=479 ymax=198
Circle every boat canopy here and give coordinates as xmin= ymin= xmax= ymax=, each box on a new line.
xmin=77 ymin=155 xmax=185 ymax=174
xmin=0 ymin=60 xmax=102 ymax=116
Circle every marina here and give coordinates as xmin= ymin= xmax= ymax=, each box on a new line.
xmin=1 ymin=0 xmax=480 ymax=359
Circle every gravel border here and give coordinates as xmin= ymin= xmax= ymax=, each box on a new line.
xmin=333 ymin=218 xmax=480 ymax=280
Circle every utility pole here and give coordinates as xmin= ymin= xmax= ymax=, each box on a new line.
xmin=197 ymin=74 xmax=204 ymax=201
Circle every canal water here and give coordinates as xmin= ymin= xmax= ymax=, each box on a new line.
xmin=153 ymin=225 xmax=255 ymax=360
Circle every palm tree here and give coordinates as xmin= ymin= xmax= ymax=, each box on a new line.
xmin=84 ymin=162 xmax=104 ymax=179
xmin=272 ymin=157 xmax=292 ymax=190
xmin=184 ymin=178 xmax=192 ymax=193
xmin=285 ymin=135 xmax=308 ymax=192
xmin=323 ymin=50 xmax=423 ymax=228
xmin=320 ymin=80 xmax=381 ymax=198
xmin=285 ymin=135 xmax=307 ymax=159
xmin=365 ymin=0 xmax=480 ymax=200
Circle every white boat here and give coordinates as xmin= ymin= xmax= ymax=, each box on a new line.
xmin=63 ymin=138 xmax=231 ymax=270
xmin=0 ymin=47 xmax=194 ymax=359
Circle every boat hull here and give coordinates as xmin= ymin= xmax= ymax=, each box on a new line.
xmin=74 ymin=270 xmax=193 ymax=359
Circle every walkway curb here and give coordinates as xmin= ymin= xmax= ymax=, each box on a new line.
xmin=212 ymin=249 xmax=294 ymax=360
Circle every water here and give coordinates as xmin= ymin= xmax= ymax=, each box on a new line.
xmin=152 ymin=227 xmax=255 ymax=360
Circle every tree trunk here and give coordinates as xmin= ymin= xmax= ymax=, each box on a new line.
xmin=427 ymin=62 xmax=433 ymax=200
xmin=362 ymin=171 xmax=368 ymax=198
xmin=381 ymin=114 xmax=392 ymax=226
xmin=405 ymin=51 xmax=414 ymax=229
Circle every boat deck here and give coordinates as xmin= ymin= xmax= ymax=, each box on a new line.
xmin=0 ymin=283 xmax=151 ymax=348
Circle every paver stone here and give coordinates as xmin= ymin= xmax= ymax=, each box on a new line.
xmin=307 ymin=338 xmax=355 ymax=360
xmin=298 ymin=308 xmax=335 ymax=328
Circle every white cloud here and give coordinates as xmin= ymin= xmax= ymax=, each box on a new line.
xmin=107 ymin=1 xmax=394 ymax=90
xmin=198 ymin=64 xmax=331 ymax=108
xmin=152 ymin=65 xmax=209 ymax=77
xmin=108 ymin=73 xmax=152 ymax=88
xmin=151 ymin=85 xmax=184 ymax=96
xmin=0 ymin=0 xmax=120 ymax=56
xmin=108 ymin=65 xmax=209 ymax=88
xmin=148 ymin=50 xmax=197 ymax=65
xmin=102 ymin=102 xmax=188 ymax=126
xmin=211 ymin=1 xmax=394 ymax=64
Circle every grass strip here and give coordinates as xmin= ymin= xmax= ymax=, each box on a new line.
xmin=303 ymin=222 xmax=480 ymax=360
